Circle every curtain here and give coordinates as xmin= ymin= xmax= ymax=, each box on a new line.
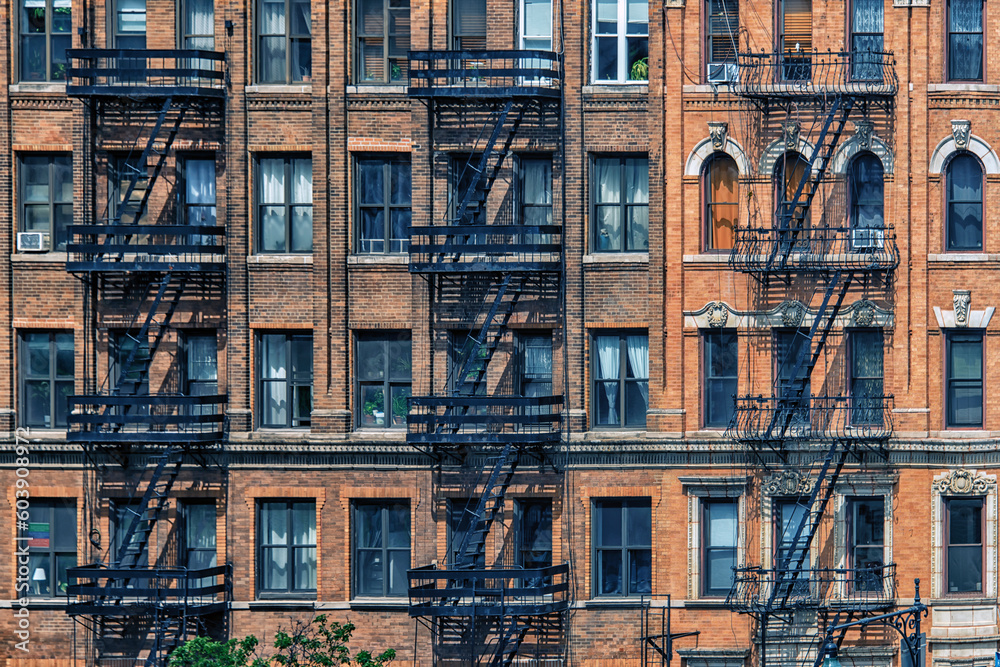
xmin=291 ymin=159 xmax=312 ymax=252
xmin=709 ymin=156 xmax=738 ymax=250
xmin=262 ymin=336 xmax=287 ymax=425
xmin=524 ymin=160 xmax=552 ymax=206
xmin=595 ymin=160 xmax=622 ymax=250
xmin=184 ymin=0 xmax=213 ymax=48
xmin=186 ymin=160 xmax=215 ymax=206
xmin=596 ymin=336 xmax=620 ymax=424
xmin=948 ymin=155 xmax=983 ymax=250
xmin=949 ymin=0 xmax=983 ymax=80
xmin=626 ymin=335 xmax=649 ymax=407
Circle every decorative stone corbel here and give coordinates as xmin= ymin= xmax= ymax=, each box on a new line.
xmin=854 ymin=120 xmax=874 ymax=150
xmin=783 ymin=122 xmax=801 ymax=151
xmin=952 ymin=120 xmax=972 ymax=150
xmin=708 ymin=122 xmax=729 ymax=151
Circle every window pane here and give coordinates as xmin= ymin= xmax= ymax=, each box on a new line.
xmin=948 ymin=545 xmax=982 ymax=592
xmin=386 ymin=504 xmax=410 ymax=547
xmin=187 ymin=505 xmax=217 ymax=550
xmin=949 ymin=500 xmax=982 ymax=544
xmin=388 ymin=550 xmax=408 ymax=595
xmin=598 ymin=550 xmax=623 ymax=594
xmin=292 ymin=502 xmax=316 ymax=545
xmin=708 ymin=502 xmax=737 ymax=546
xmin=950 ymin=337 xmax=982 ymax=379
xmin=261 ymin=335 xmax=286 ymax=379
xmin=357 ymin=505 xmax=382 ymax=548
xmin=356 ymin=550 xmax=383 ymax=595
xmin=26 ymin=334 xmax=50 ymax=376
xmin=626 ymin=503 xmax=651 ymax=544
xmin=262 ymin=503 xmax=288 ymax=544
xmin=707 ymin=548 xmax=736 ymax=591
xmin=262 ymin=547 xmax=288 ymax=589
xmin=597 ymin=503 xmax=622 ymax=547
xmin=628 ymin=548 xmax=652 ymax=594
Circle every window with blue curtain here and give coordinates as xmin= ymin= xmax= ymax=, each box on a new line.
xmin=946 ymin=154 xmax=983 ymax=251
xmin=849 ymin=153 xmax=884 ymax=249
xmin=948 ymin=0 xmax=983 ymax=81
xmin=850 ymin=0 xmax=883 ymax=80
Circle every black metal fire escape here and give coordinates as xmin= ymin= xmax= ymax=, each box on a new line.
xmin=405 ymin=51 xmax=568 ymax=666
xmin=724 ymin=51 xmax=900 ymax=667
xmin=62 ymin=49 xmax=230 ymax=667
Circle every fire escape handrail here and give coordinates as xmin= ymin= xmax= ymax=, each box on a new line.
xmin=732 ymin=50 xmax=898 ymax=98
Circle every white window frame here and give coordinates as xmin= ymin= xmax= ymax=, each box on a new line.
xmin=519 ymin=0 xmax=552 ymax=50
xmin=591 ymin=0 xmax=648 ymax=83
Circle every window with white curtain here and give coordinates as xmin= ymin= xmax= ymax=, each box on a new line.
xmin=180 ymin=157 xmax=216 ymax=246
xmin=850 ymin=0 xmax=882 ymax=80
xmin=258 ymin=501 xmax=316 ymax=597
xmin=593 ymin=332 xmax=648 ymax=428
xmin=592 ymin=156 xmax=648 ymax=252
xmin=184 ymin=502 xmax=217 ymax=589
xmin=356 ymin=156 xmax=411 ymax=254
xmin=258 ymin=0 xmax=311 ymax=83
xmin=181 ymin=0 xmax=213 ymax=49
xmin=948 ymin=0 xmax=983 ymax=81
xmin=520 ymin=157 xmax=553 ymax=245
xmin=20 ymin=0 xmax=71 ymax=81
xmin=257 ymin=156 xmax=312 ymax=253
xmin=258 ymin=333 xmax=312 ymax=428
xmin=184 ymin=333 xmax=218 ymax=416
xmin=593 ymin=0 xmax=648 ymax=81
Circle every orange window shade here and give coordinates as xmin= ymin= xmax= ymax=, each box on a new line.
xmin=782 ymin=0 xmax=812 ymax=50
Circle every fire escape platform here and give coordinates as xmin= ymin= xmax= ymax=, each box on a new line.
xmin=66 ymin=226 xmax=226 ymax=273
xmin=728 ymin=395 xmax=894 ymax=446
xmin=726 ymin=564 xmax=897 ymax=617
xmin=407 ymin=395 xmax=562 ymax=447
xmin=65 ymin=49 xmax=225 ymax=100
xmin=729 ymin=227 xmax=899 ymax=276
xmin=67 ymin=564 xmax=231 ymax=617
xmin=408 ymin=563 xmax=570 ymax=618
xmin=67 ymin=393 xmax=227 ymax=445
xmin=409 ymin=225 xmax=562 ymax=274
xmin=407 ymin=50 xmax=561 ymax=100
xmin=732 ymin=51 xmax=897 ymax=100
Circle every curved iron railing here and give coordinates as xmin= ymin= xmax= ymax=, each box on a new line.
xmin=408 ymin=563 xmax=570 ymax=618
xmin=726 ymin=564 xmax=897 ymax=615
xmin=732 ymin=51 xmax=897 ymax=98
xmin=729 ymin=226 xmax=899 ymax=275
xmin=727 ymin=395 xmax=894 ymax=445
xmin=408 ymin=50 xmax=561 ymax=99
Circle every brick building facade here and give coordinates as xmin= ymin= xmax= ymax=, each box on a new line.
xmin=0 ymin=0 xmax=998 ymax=663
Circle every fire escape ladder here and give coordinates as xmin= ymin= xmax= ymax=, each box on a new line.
xmin=113 ymin=274 xmax=178 ymax=394
xmin=454 ymin=441 xmax=519 ymax=569
xmin=454 ymin=274 xmax=521 ymax=397
xmin=115 ymin=448 xmax=184 ymax=569
xmin=452 ymin=100 xmax=523 ymax=227
xmin=483 ymin=619 xmax=530 ymax=667
xmin=143 ymin=611 xmax=188 ymax=667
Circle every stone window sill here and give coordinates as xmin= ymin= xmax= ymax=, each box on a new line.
xmin=12 ymin=252 xmax=69 ymax=264
xmin=248 ymin=254 xmax=313 ymax=265
xmin=245 ymin=84 xmax=312 ymax=94
xmin=346 ymin=85 xmax=408 ymax=95
xmin=348 ymin=254 xmax=409 ymax=265
xmin=582 ymin=84 xmax=649 ymax=94
xmin=928 ymin=83 xmax=1000 ymax=93
xmin=9 ymin=82 xmax=67 ymax=94
xmin=583 ymin=252 xmax=649 ymax=264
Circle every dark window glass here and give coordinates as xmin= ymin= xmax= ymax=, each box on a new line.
xmin=259 ymin=334 xmax=313 ymax=428
xmin=849 ymin=497 xmax=884 ymax=592
xmin=184 ymin=333 xmax=218 ymax=399
xmin=258 ymin=501 xmax=317 ymax=596
xmin=111 ymin=331 xmax=150 ymax=397
xmin=518 ymin=500 xmax=553 ymax=570
xmin=20 ymin=500 xmax=76 ymax=597
xmin=593 ymin=499 xmax=652 ymax=597
xmin=258 ymin=0 xmax=311 ymax=83
xmin=112 ymin=500 xmax=149 ymax=567
xmin=593 ymin=332 xmax=648 ymax=428
xmin=706 ymin=0 xmax=738 ymax=79
xmin=20 ymin=0 xmax=71 ymax=81
xmin=113 ymin=0 xmax=145 ymax=48
xmin=354 ymin=502 xmax=410 ymax=597
xmin=593 ymin=0 xmax=648 ymax=81
xmin=20 ymin=154 xmax=72 ymax=251
xmin=180 ymin=157 xmax=217 ymax=245
xmin=449 ymin=498 xmax=485 ymax=567
xmin=110 ymin=154 xmax=148 ymax=225
xmin=850 ymin=0 xmax=883 ymax=80
xmin=20 ymin=332 xmax=73 ymax=429
xmin=450 ymin=330 xmax=488 ymax=399
xmin=850 ymin=329 xmax=884 ymax=425
xmin=775 ymin=498 xmax=810 ymax=595
xmin=946 ymin=498 xmax=983 ymax=593
xmin=182 ymin=0 xmax=214 ymax=49
xmin=452 ymin=0 xmax=486 ymax=49
xmin=774 ymin=329 xmax=810 ymax=419
xmin=356 ymin=156 xmax=411 ymax=254
xmin=520 ymin=333 xmax=553 ymax=399
xmin=593 ymin=157 xmax=649 ymax=252
xmin=356 ymin=332 xmax=411 ymax=428
xmin=948 ymin=0 xmax=983 ymax=81
xmin=184 ymin=502 xmax=217 ymax=589
xmin=773 ymin=152 xmax=810 ymax=234
xmin=849 ymin=153 xmax=884 ymax=249
xmin=779 ymin=0 xmax=811 ymax=80
xmin=946 ymin=154 xmax=983 ymax=251
xmin=450 ymin=154 xmax=485 ymax=226
xmin=520 ymin=158 xmax=553 ymax=242
xmin=704 ymin=153 xmax=738 ymax=250
xmin=258 ymin=156 xmax=312 ymax=253
xmin=946 ymin=332 xmax=983 ymax=428
xmin=702 ymin=499 xmax=737 ymax=597
xmin=704 ymin=329 xmax=738 ymax=428
xmin=357 ymin=0 xmax=409 ymax=82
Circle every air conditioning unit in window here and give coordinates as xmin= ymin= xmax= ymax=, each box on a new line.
xmin=707 ymin=62 xmax=738 ymax=84
xmin=17 ymin=232 xmax=50 ymax=252
xmin=851 ymin=228 xmax=884 ymax=250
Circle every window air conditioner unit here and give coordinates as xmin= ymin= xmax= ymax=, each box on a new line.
xmin=851 ymin=228 xmax=884 ymax=250
xmin=707 ymin=62 xmax=738 ymax=84
xmin=17 ymin=232 xmax=50 ymax=252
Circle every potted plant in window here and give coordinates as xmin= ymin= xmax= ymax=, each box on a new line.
xmin=362 ymin=390 xmax=384 ymax=426
xmin=392 ymin=393 xmax=409 ymax=426
xmin=630 ymin=56 xmax=649 ymax=81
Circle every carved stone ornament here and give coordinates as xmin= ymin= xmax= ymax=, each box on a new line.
xmin=952 ymin=120 xmax=972 ymax=150
xmin=707 ymin=302 xmax=730 ymax=328
xmin=954 ymin=289 xmax=971 ymax=327
xmin=854 ymin=120 xmax=874 ymax=150
xmin=708 ymin=122 xmax=729 ymax=151
xmin=933 ymin=469 xmax=997 ymax=495
xmin=783 ymin=122 xmax=801 ymax=151
xmin=764 ymin=471 xmax=815 ymax=496
xmin=853 ymin=299 xmax=876 ymax=327
xmin=780 ymin=300 xmax=805 ymax=327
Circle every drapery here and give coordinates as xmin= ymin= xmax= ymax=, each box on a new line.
xmin=948 ymin=154 xmax=983 ymax=250
xmin=259 ymin=0 xmax=285 ymax=81
xmin=291 ymin=158 xmax=313 ymax=252
xmin=949 ymin=0 xmax=983 ymax=80
xmin=596 ymin=336 xmax=620 ymax=424
xmin=595 ymin=160 xmax=621 ymax=249
xmin=186 ymin=160 xmax=216 ymax=246
xmin=625 ymin=159 xmax=649 ymax=250
xmin=261 ymin=335 xmax=287 ymax=426
xmin=184 ymin=0 xmax=213 ymax=48
xmin=709 ymin=155 xmax=738 ymax=250
xmin=260 ymin=159 xmax=285 ymax=252
xmin=626 ymin=336 xmax=648 ymax=412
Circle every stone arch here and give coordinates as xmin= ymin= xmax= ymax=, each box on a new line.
xmin=758 ymin=136 xmax=818 ymax=176
xmin=685 ymin=137 xmax=752 ymax=176
xmin=929 ymin=134 xmax=1000 ymax=174
xmin=830 ymin=135 xmax=894 ymax=175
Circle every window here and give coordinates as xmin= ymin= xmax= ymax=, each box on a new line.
xmin=946 ymin=154 xmax=983 ymax=251
xmin=946 ymin=497 xmax=983 ymax=593
xmin=593 ymin=0 xmax=648 ymax=81
xmin=450 ymin=154 xmax=485 ymax=226
xmin=705 ymin=0 xmax=738 ymax=82
xmin=258 ymin=156 xmax=312 ymax=253
xmin=850 ymin=329 xmax=883 ymax=425
xmin=850 ymin=0 xmax=883 ymax=80
xmin=452 ymin=0 xmax=486 ymax=49
xmin=112 ymin=500 xmax=149 ymax=567
xmin=184 ymin=333 xmax=218 ymax=400
xmin=593 ymin=499 xmax=651 ymax=596
xmin=20 ymin=154 xmax=71 ymax=251
xmin=520 ymin=0 xmax=552 ymax=50
xmin=520 ymin=157 xmax=553 ymax=229
xmin=948 ymin=0 xmax=983 ymax=81
xmin=258 ymin=333 xmax=313 ymax=428
xmin=111 ymin=331 xmax=150 ymax=396
xmin=775 ymin=498 xmax=809 ymax=594
xmin=773 ymin=152 xmax=810 ymax=233
xmin=20 ymin=0 xmax=71 ymax=81
xmin=258 ymin=501 xmax=316 ymax=596
xmin=356 ymin=156 xmax=411 ymax=254
xmin=21 ymin=500 xmax=75 ymax=597
xmin=849 ymin=497 xmax=884 ymax=592
xmin=592 ymin=157 xmax=648 ymax=252
xmin=704 ymin=329 xmax=737 ymax=428
xmin=517 ymin=500 xmax=553 ymax=570
xmin=20 ymin=332 xmax=73 ymax=429
xmin=181 ymin=0 xmax=214 ymax=49
xmin=449 ymin=498 xmax=485 ymax=567
xmin=520 ymin=333 xmax=553 ymax=399
xmin=703 ymin=153 xmax=738 ymax=251
xmin=946 ymin=331 xmax=983 ymax=428
xmin=179 ymin=157 xmax=217 ymax=243
xmin=183 ymin=502 xmax=217 ymax=588
xmin=354 ymin=502 xmax=410 ymax=597
xmin=849 ymin=153 xmax=884 ymax=249
xmin=593 ymin=333 xmax=648 ymax=428
xmin=357 ymin=0 xmax=409 ymax=82
xmin=258 ymin=0 xmax=311 ymax=83
xmin=356 ymin=332 xmax=411 ymax=428
xmin=774 ymin=329 xmax=810 ymax=419
xmin=779 ymin=0 xmax=811 ymax=80
xmin=113 ymin=0 xmax=146 ymax=48
xmin=702 ymin=499 xmax=737 ymax=597
xmin=110 ymin=155 xmax=147 ymax=225
xmin=450 ymin=330 xmax=487 ymax=398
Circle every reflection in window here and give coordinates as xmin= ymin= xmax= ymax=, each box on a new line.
xmin=356 ymin=157 xmax=411 ymax=254
xmin=849 ymin=153 xmax=884 ymax=249
xmin=356 ymin=332 xmax=412 ymax=428
xmin=593 ymin=0 xmax=649 ymax=81
xmin=258 ymin=0 xmax=311 ymax=83
xmin=357 ymin=0 xmax=409 ymax=82
xmin=948 ymin=0 xmax=983 ymax=81
xmin=593 ymin=157 xmax=648 ymax=252
xmin=258 ymin=501 xmax=317 ymax=596
xmin=20 ymin=0 xmax=71 ymax=81
xmin=593 ymin=499 xmax=651 ymax=596
xmin=946 ymin=154 xmax=982 ymax=251
xmin=20 ymin=332 xmax=73 ymax=429
xmin=354 ymin=502 xmax=410 ymax=597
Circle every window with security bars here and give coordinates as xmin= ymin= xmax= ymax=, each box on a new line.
xmin=354 ymin=502 xmax=410 ymax=597
xmin=850 ymin=329 xmax=883 ymax=425
xmin=849 ymin=497 xmax=884 ymax=592
xmin=779 ymin=0 xmax=811 ymax=80
xmin=850 ymin=0 xmax=883 ymax=80
xmin=705 ymin=0 xmax=737 ymax=82
xmin=19 ymin=0 xmax=71 ymax=81
xmin=948 ymin=0 xmax=983 ymax=81
xmin=357 ymin=0 xmax=409 ymax=83
xmin=21 ymin=500 xmax=76 ymax=597
xmin=452 ymin=0 xmax=485 ymax=49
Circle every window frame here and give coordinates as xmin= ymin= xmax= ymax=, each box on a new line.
xmin=109 ymin=153 xmax=148 ymax=225
xmin=449 ymin=498 xmax=485 ymax=568
xmin=773 ymin=328 xmax=810 ymax=413
xmin=181 ymin=501 xmax=218 ymax=589
xmin=772 ymin=151 xmax=811 ymax=232
xmin=704 ymin=0 xmax=738 ymax=82
xmin=178 ymin=0 xmax=214 ymax=49
xmin=178 ymin=154 xmax=218 ymax=233
xmin=946 ymin=0 xmax=984 ymax=82
xmin=516 ymin=498 xmax=553 ymax=571
xmin=256 ymin=155 xmax=313 ymax=254
xmin=849 ymin=328 xmax=884 ymax=426
xmin=112 ymin=499 xmax=149 ymax=567
xmin=773 ymin=497 xmax=811 ymax=594
xmin=450 ymin=0 xmax=486 ymax=50
xmin=848 ymin=152 xmax=885 ymax=248
xmin=519 ymin=331 xmax=553 ymax=399
xmin=848 ymin=0 xmax=884 ymax=81
xmin=352 ymin=500 xmax=411 ymax=598
xmin=19 ymin=153 xmax=72 ymax=251
xmin=354 ymin=155 xmax=412 ymax=255
xmin=592 ymin=498 xmax=652 ymax=598
xmin=257 ymin=333 xmax=313 ymax=429
xmin=847 ymin=496 xmax=885 ymax=593
xmin=355 ymin=0 xmax=409 ymax=83
xmin=182 ymin=331 xmax=218 ymax=398
xmin=355 ymin=331 xmax=412 ymax=429
xmin=256 ymin=0 xmax=311 ymax=83
xmin=591 ymin=0 xmax=649 ymax=82
xmin=256 ymin=500 xmax=317 ymax=598
xmin=703 ymin=328 xmax=738 ymax=429
xmin=20 ymin=499 xmax=76 ymax=598
xmin=110 ymin=0 xmax=146 ymax=49
xmin=777 ymin=0 xmax=812 ymax=81
xmin=702 ymin=152 xmax=739 ymax=251
xmin=591 ymin=155 xmax=649 ymax=253
xmin=944 ymin=496 xmax=984 ymax=595
xmin=519 ymin=0 xmax=553 ymax=50
xmin=19 ymin=0 xmax=71 ymax=82
xmin=701 ymin=498 xmax=738 ymax=597
xmin=19 ymin=331 xmax=74 ymax=429
xmin=945 ymin=330 xmax=984 ymax=429
xmin=945 ymin=152 xmax=984 ymax=252
xmin=591 ymin=331 xmax=649 ymax=429
xmin=518 ymin=155 xmax=554 ymax=229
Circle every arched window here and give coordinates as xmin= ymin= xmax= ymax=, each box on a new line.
xmin=773 ymin=152 xmax=810 ymax=231
xmin=946 ymin=153 xmax=983 ymax=251
xmin=849 ymin=152 xmax=884 ymax=249
xmin=704 ymin=153 xmax=739 ymax=250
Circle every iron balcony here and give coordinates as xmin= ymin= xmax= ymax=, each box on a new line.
xmin=408 ymin=225 xmax=562 ymax=274
xmin=407 ymin=395 xmax=562 ymax=447
xmin=408 ymin=50 xmax=561 ymax=99
xmin=66 ymin=564 xmax=231 ymax=617
xmin=730 ymin=51 xmax=897 ymax=99
xmin=66 ymin=49 xmax=225 ymax=99
xmin=408 ymin=563 xmax=570 ymax=618
xmin=727 ymin=395 xmax=894 ymax=446
xmin=66 ymin=225 xmax=226 ymax=273
xmin=725 ymin=564 xmax=897 ymax=616
xmin=729 ymin=226 xmax=899 ymax=276
xmin=67 ymin=394 xmax=227 ymax=445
